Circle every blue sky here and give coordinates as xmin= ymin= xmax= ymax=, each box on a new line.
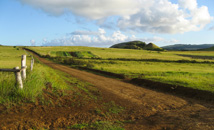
xmin=0 ymin=0 xmax=214 ymax=47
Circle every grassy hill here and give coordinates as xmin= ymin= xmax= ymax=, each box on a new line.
xmin=110 ymin=41 xmax=163 ymax=51
xmin=144 ymin=43 xmax=162 ymax=50
xmin=199 ymin=46 xmax=214 ymax=51
xmin=162 ymin=44 xmax=214 ymax=51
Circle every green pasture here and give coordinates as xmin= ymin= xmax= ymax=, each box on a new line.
xmin=27 ymin=46 xmax=214 ymax=92
xmin=50 ymin=50 xmax=98 ymax=58
xmin=0 ymin=46 xmax=31 ymax=68
xmin=27 ymin=46 xmax=214 ymax=62
xmin=90 ymin=60 xmax=214 ymax=92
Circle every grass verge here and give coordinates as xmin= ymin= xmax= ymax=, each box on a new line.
xmin=0 ymin=61 xmax=70 ymax=106
xmin=68 ymin=121 xmax=124 ymax=130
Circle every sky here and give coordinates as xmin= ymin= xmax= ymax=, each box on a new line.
xmin=0 ymin=0 xmax=214 ymax=47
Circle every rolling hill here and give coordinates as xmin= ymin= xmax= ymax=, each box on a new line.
xmin=162 ymin=44 xmax=214 ymax=51
xmin=198 ymin=46 xmax=214 ymax=51
xmin=110 ymin=41 xmax=163 ymax=51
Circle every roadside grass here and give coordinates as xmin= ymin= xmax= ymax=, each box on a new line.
xmin=0 ymin=46 xmax=71 ymax=105
xmin=106 ymin=101 xmax=125 ymax=114
xmin=68 ymin=121 xmax=124 ymax=130
xmin=0 ymin=62 xmax=71 ymax=105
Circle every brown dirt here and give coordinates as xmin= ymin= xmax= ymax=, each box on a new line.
xmin=0 ymin=51 xmax=214 ymax=130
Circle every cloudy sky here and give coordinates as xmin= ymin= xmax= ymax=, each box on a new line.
xmin=0 ymin=0 xmax=214 ymax=47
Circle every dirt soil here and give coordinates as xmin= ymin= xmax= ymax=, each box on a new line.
xmin=0 ymin=52 xmax=214 ymax=130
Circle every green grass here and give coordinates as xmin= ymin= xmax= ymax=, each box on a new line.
xmin=0 ymin=46 xmax=31 ymax=68
xmin=27 ymin=46 xmax=214 ymax=62
xmin=55 ymin=51 xmax=71 ymax=57
xmin=0 ymin=61 xmax=71 ymax=105
xmin=68 ymin=121 xmax=124 ymax=130
xmin=1 ymin=46 xmax=128 ymax=129
xmin=106 ymin=101 xmax=124 ymax=114
xmin=0 ymin=46 xmax=72 ymax=105
xmin=50 ymin=51 xmax=98 ymax=58
xmin=90 ymin=60 xmax=214 ymax=92
xmin=27 ymin=46 xmax=214 ymax=92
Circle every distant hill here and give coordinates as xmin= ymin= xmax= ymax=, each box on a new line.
xmin=199 ymin=46 xmax=214 ymax=51
xmin=162 ymin=44 xmax=214 ymax=51
xmin=110 ymin=41 xmax=163 ymax=51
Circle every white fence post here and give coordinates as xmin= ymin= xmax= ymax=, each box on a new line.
xmin=0 ymin=54 xmax=28 ymax=89
xmin=31 ymin=57 xmax=34 ymax=71
xmin=21 ymin=55 xmax=27 ymax=80
xmin=14 ymin=67 xmax=23 ymax=89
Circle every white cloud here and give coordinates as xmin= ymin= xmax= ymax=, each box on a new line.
xmin=168 ymin=39 xmax=179 ymax=43
xmin=112 ymin=31 xmax=128 ymax=42
xmin=178 ymin=0 xmax=197 ymax=10
xmin=138 ymin=36 xmax=178 ymax=44
xmin=42 ymin=28 xmax=177 ymax=47
xmin=140 ymin=36 xmax=165 ymax=43
xmin=69 ymin=28 xmax=106 ymax=36
xmin=43 ymin=28 xmax=133 ymax=46
xmin=118 ymin=0 xmax=213 ymax=34
xmin=19 ymin=0 xmax=213 ymax=34
xmin=70 ymin=30 xmax=100 ymax=36
xmin=19 ymin=0 xmax=140 ymax=19
xmin=30 ymin=39 xmax=36 ymax=46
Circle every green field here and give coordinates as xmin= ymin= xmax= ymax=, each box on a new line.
xmin=0 ymin=46 xmax=126 ymax=129
xmin=0 ymin=46 xmax=71 ymax=105
xmin=0 ymin=46 xmax=31 ymax=68
xmin=27 ymin=46 xmax=214 ymax=62
xmin=27 ymin=46 xmax=214 ymax=92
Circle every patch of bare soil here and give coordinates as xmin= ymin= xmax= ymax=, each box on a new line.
xmin=0 ymin=83 xmax=127 ymax=129
xmin=1 ymin=49 xmax=212 ymax=130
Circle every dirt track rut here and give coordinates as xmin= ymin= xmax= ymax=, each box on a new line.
xmin=35 ymin=54 xmax=214 ymax=130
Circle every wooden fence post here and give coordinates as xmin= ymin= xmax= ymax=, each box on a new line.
xmin=31 ymin=57 xmax=34 ymax=71
xmin=14 ymin=67 xmax=23 ymax=89
xmin=21 ymin=55 xmax=27 ymax=80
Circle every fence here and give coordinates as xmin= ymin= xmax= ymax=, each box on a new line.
xmin=0 ymin=55 xmax=34 ymax=89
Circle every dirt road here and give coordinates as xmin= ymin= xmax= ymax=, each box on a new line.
xmin=33 ymin=53 xmax=214 ymax=130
